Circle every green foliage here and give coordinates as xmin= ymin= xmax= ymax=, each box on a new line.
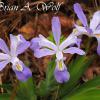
xmin=37 ymin=57 xmax=58 ymax=96
xmin=62 ymin=76 xmax=100 ymax=100
xmin=59 ymin=55 xmax=95 ymax=98
xmin=16 ymin=78 xmax=37 ymax=100
xmin=0 ymin=94 xmax=10 ymax=100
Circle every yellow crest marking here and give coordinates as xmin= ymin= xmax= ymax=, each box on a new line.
xmin=16 ymin=63 xmax=23 ymax=71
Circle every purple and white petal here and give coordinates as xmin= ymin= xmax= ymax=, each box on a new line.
xmin=63 ymin=47 xmax=85 ymax=55
xmin=90 ymin=11 xmax=100 ymax=31
xmin=96 ymin=37 xmax=100 ymax=55
xmin=30 ymin=37 xmax=40 ymax=51
xmin=13 ymin=60 xmax=32 ymax=82
xmin=39 ymin=34 xmax=57 ymax=50
xmin=0 ymin=53 xmax=10 ymax=61
xmin=34 ymin=48 xmax=56 ymax=58
xmin=54 ymin=61 xmax=70 ymax=83
xmin=10 ymin=34 xmax=21 ymax=56
xmin=59 ymin=34 xmax=77 ymax=51
xmin=96 ymin=24 xmax=100 ymax=30
xmin=0 ymin=60 xmax=9 ymax=71
xmin=74 ymin=3 xmax=88 ymax=27
xmin=16 ymin=41 xmax=30 ymax=55
xmin=52 ymin=17 xmax=61 ymax=45
xmin=0 ymin=38 xmax=10 ymax=54
xmin=76 ymin=38 xmax=82 ymax=48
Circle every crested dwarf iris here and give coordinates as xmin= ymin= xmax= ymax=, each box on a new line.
xmin=0 ymin=34 xmax=32 ymax=81
xmin=30 ymin=17 xmax=85 ymax=83
xmin=73 ymin=3 xmax=100 ymax=55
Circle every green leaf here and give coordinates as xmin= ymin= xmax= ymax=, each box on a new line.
xmin=0 ymin=94 xmax=10 ymax=100
xmin=0 ymin=83 xmax=12 ymax=93
xmin=37 ymin=57 xmax=58 ymax=96
xmin=62 ymin=76 xmax=100 ymax=100
xmin=63 ymin=89 xmax=100 ymax=100
xmin=59 ymin=55 xmax=95 ymax=97
xmin=16 ymin=78 xmax=37 ymax=100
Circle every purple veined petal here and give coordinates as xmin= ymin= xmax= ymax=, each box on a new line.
xmin=59 ymin=34 xmax=77 ymax=51
xmin=54 ymin=60 xmax=70 ymax=83
xmin=52 ymin=17 xmax=61 ymax=45
xmin=0 ymin=53 xmax=10 ymax=61
xmin=39 ymin=34 xmax=57 ymax=50
xmin=34 ymin=48 xmax=56 ymax=58
xmin=0 ymin=60 xmax=9 ymax=71
xmin=96 ymin=24 xmax=100 ymax=30
xmin=63 ymin=47 xmax=85 ymax=55
xmin=90 ymin=11 xmax=100 ymax=31
xmin=30 ymin=37 xmax=40 ymax=51
xmin=74 ymin=3 xmax=88 ymax=27
xmin=13 ymin=60 xmax=32 ymax=82
xmin=16 ymin=41 xmax=30 ymax=55
xmin=96 ymin=37 xmax=100 ymax=55
xmin=0 ymin=38 xmax=10 ymax=54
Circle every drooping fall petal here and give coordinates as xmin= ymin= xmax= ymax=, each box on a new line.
xmin=13 ymin=60 xmax=32 ymax=82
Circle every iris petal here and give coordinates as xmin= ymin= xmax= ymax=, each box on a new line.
xmin=54 ymin=60 xmax=70 ymax=83
xmin=96 ymin=37 xmax=100 ymax=55
xmin=59 ymin=34 xmax=77 ymax=51
xmin=90 ymin=11 xmax=100 ymax=31
xmin=34 ymin=48 xmax=55 ymax=58
xmin=0 ymin=60 xmax=9 ymax=71
xmin=30 ymin=37 xmax=40 ymax=51
xmin=63 ymin=47 xmax=85 ymax=55
xmin=0 ymin=38 xmax=10 ymax=54
xmin=74 ymin=3 xmax=88 ymax=27
xmin=39 ymin=34 xmax=57 ymax=50
xmin=52 ymin=17 xmax=61 ymax=45
xmin=13 ymin=60 xmax=32 ymax=82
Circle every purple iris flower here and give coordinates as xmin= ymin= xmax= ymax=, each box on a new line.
xmin=30 ymin=17 xmax=85 ymax=83
xmin=73 ymin=3 xmax=100 ymax=55
xmin=0 ymin=34 xmax=32 ymax=81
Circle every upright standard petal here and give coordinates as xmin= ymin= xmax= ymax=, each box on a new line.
xmin=34 ymin=48 xmax=56 ymax=58
xmin=54 ymin=60 xmax=70 ymax=83
xmin=90 ymin=11 xmax=100 ymax=31
xmin=52 ymin=17 xmax=61 ymax=45
xmin=16 ymin=35 xmax=30 ymax=55
xmin=74 ymin=3 xmax=88 ymax=27
xmin=16 ymin=41 xmax=30 ymax=55
xmin=96 ymin=37 xmax=100 ymax=55
xmin=0 ymin=60 xmax=9 ymax=71
xmin=13 ymin=60 xmax=32 ymax=82
xmin=59 ymin=34 xmax=77 ymax=51
xmin=63 ymin=47 xmax=85 ymax=55
xmin=0 ymin=39 xmax=10 ymax=54
xmin=10 ymin=34 xmax=22 ymax=56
